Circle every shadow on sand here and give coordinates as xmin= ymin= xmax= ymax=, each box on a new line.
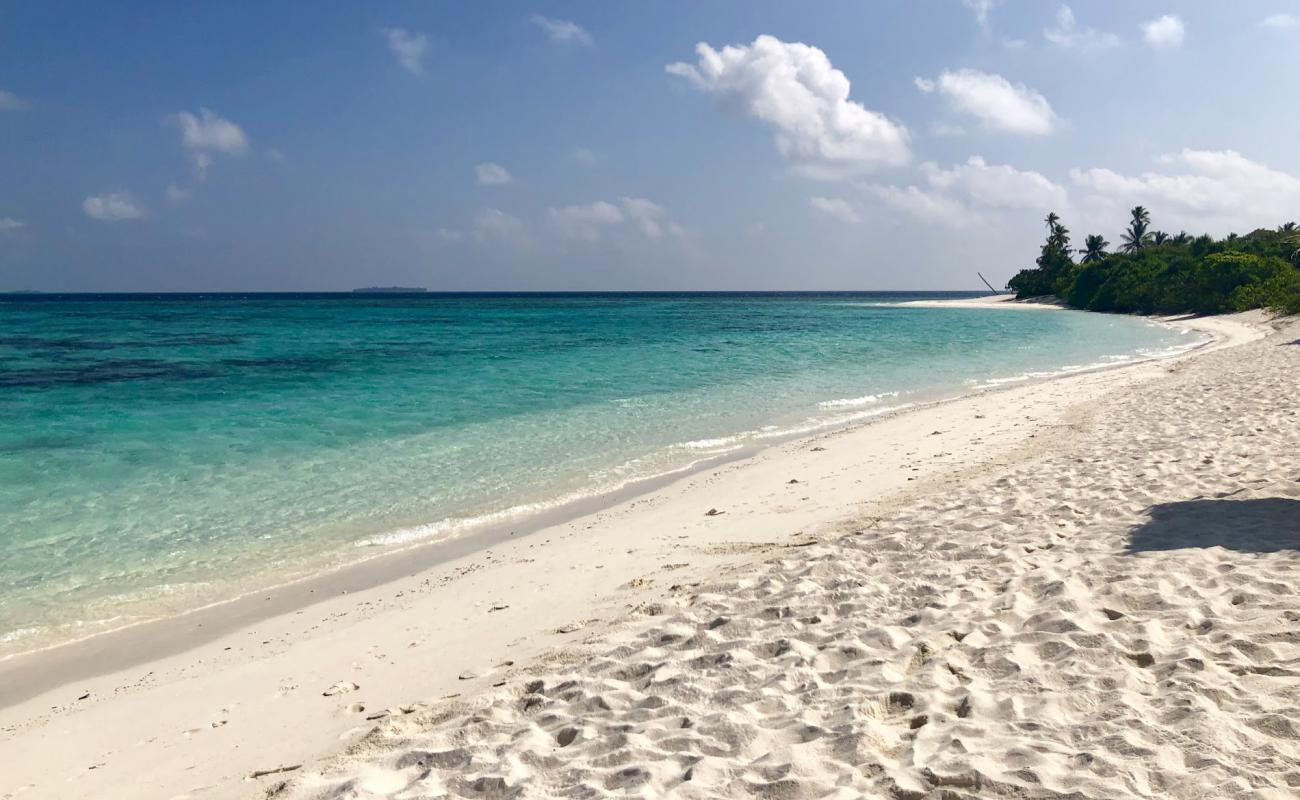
xmin=1127 ymin=497 xmax=1300 ymax=554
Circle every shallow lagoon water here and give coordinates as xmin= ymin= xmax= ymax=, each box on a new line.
xmin=0 ymin=292 xmax=1202 ymax=652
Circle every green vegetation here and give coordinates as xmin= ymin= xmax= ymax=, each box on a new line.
xmin=1007 ymin=208 xmax=1300 ymax=315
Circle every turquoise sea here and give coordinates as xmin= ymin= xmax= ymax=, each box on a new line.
xmin=0 ymin=292 xmax=1203 ymax=654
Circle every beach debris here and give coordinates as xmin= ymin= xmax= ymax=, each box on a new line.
xmin=322 ymin=681 xmax=359 ymax=697
xmin=704 ymin=508 xmax=725 ymax=516
xmin=810 ymin=446 xmax=827 ymax=452
xmin=246 ymin=764 xmax=302 ymax=780
xmin=76 ymin=690 xmax=90 ymax=701
xmin=787 ymin=478 xmax=799 ymax=484
xmin=488 ymin=604 xmax=509 ymax=613
xmin=458 ymin=670 xmax=477 ymax=681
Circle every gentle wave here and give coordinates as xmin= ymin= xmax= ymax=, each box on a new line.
xmin=818 ymin=391 xmax=900 ymax=409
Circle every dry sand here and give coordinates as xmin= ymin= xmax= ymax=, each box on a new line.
xmin=2 ymin=307 xmax=1296 ymax=799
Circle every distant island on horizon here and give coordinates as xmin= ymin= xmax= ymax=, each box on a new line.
xmin=352 ymin=286 xmax=428 ymax=294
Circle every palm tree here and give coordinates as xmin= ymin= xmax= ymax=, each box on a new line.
xmin=1119 ymin=206 xmax=1153 ymax=253
xmin=1171 ymin=231 xmax=1191 ymax=246
xmin=1079 ymin=234 xmax=1110 ymax=263
xmin=1276 ymin=221 xmax=1296 ymax=233
xmin=1151 ymin=230 xmax=1170 ymax=246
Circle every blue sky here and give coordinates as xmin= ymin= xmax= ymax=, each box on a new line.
xmin=3 ymin=1 xmax=1300 ymax=291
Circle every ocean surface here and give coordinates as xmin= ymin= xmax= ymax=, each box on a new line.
xmin=0 ymin=292 xmax=1204 ymax=654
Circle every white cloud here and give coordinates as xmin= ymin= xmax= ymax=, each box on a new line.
xmin=916 ymin=69 xmax=1056 ymax=136
xmin=530 ymin=16 xmax=593 ymax=47
xmin=382 ymin=27 xmax=429 ymax=75
xmin=83 ymin=192 xmax=147 ymax=221
xmin=869 ymin=184 xmax=975 ymax=228
xmin=0 ymin=90 xmax=26 ymax=111
xmin=171 ymin=108 xmax=248 ymax=155
xmin=868 ymin=156 xmax=1067 ymax=228
xmin=1261 ymin=13 xmax=1300 ymax=30
xmin=0 ymin=217 xmax=25 ymax=231
xmin=667 ymin=34 xmax=910 ymax=179
xmin=434 ymin=227 xmax=464 ymax=242
xmin=1069 ymin=149 xmax=1300 ymax=235
xmin=1142 ymin=15 xmax=1185 ymax=48
xmin=169 ymin=108 xmax=249 ymax=178
xmin=473 ymin=208 xmax=530 ymax=248
xmin=475 ymin=162 xmax=513 ymax=186
xmin=619 ymin=197 xmax=684 ymax=238
xmin=570 ymin=147 xmax=600 ymax=166
xmin=923 ymin=156 xmax=1067 ymax=209
xmin=470 ymin=199 xmax=683 ymax=248
xmin=962 ymin=0 xmax=999 ymax=32
xmin=1045 ymin=5 xmax=1120 ymax=50
xmin=808 ymin=196 xmax=861 ymax=224
xmin=547 ymin=200 xmax=623 ymax=241
xmin=930 ymin=122 xmax=966 ymax=137
xmin=166 ymin=184 xmax=192 ymax=202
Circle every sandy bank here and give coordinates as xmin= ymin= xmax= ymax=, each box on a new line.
xmin=0 ymin=310 xmax=1278 ymax=799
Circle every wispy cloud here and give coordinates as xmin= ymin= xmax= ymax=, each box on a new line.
xmin=475 ymin=162 xmax=513 ymax=186
xmin=382 ymin=27 xmax=429 ymax=74
xmin=530 ymin=16 xmax=593 ymax=46
xmin=962 ymin=0 xmax=999 ymax=33
xmin=0 ymin=89 xmax=27 ymax=111
xmin=916 ymin=69 xmax=1057 ymax=136
xmin=808 ymin=196 xmax=861 ymax=224
xmin=667 ymin=35 xmax=910 ymax=179
xmin=1044 ymin=5 xmax=1120 ymax=50
xmin=1142 ymin=14 xmax=1185 ymax=49
xmin=1260 ymin=13 xmax=1300 ymax=31
xmin=0 ymin=217 xmax=26 ymax=231
xmin=570 ymin=147 xmax=600 ymax=166
xmin=84 ymin=192 xmax=147 ymax=221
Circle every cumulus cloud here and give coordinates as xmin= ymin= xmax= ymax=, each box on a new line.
xmin=475 ymin=162 xmax=513 ymax=186
xmin=530 ymin=16 xmax=593 ymax=46
xmin=0 ymin=90 xmax=26 ymax=111
xmin=1142 ymin=15 xmax=1185 ymax=48
xmin=83 ymin=192 xmax=147 ymax=221
xmin=0 ymin=217 xmax=25 ymax=231
xmin=1044 ymin=5 xmax=1120 ymax=50
xmin=169 ymin=108 xmax=249 ymax=178
xmin=1261 ymin=13 xmax=1300 ymax=30
xmin=869 ymin=156 xmax=1066 ymax=228
xmin=382 ymin=27 xmax=429 ymax=74
xmin=915 ymin=69 xmax=1056 ymax=135
xmin=808 ymin=196 xmax=861 ymax=224
xmin=667 ymin=35 xmax=910 ymax=179
xmin=1069 ymin=149 xmax=1300 ymax=235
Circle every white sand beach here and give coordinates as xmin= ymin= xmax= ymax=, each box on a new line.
xmin=2 ymin=308 xmax=1296 ymax=799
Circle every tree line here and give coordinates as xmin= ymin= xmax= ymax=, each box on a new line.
xmin=1006 ymin=207 xmax=1300 ymax=314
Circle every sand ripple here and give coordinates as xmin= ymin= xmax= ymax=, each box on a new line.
xmin=277 ymin=320 xmax=1299 ymax=800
